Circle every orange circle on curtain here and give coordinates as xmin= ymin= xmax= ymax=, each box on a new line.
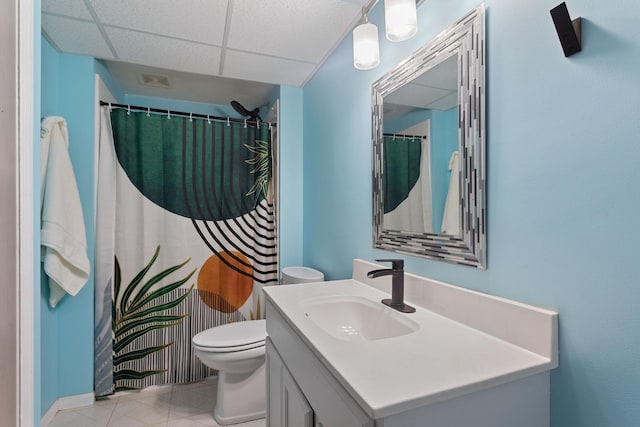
xmin=197 ymin=252 xmax=254 ymax=313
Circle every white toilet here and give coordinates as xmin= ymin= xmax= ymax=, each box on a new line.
xmin=192 ymin=266 xmax=324 ymax=425
xmin=281 ymin=266 xmax=325 ymax=284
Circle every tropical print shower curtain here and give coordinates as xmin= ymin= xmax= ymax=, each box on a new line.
xmin=94 ymin=107 xmax=277 ymax=396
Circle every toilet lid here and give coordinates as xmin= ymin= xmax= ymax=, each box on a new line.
xmin=192 ymin=319 xmax=266 ymax=349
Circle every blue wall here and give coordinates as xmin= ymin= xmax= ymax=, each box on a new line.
xmin=279 ymin=86 xmax=305 ymax=270
xmin=40 ymin=38 xmax=97 ymax=415
xmin=302 ymin=1 xmax=640 ymax=426
xmin=430 ymin=108 xmax=458 ymax=231
xmin=95 ymin=60 xmax=125 ymax=102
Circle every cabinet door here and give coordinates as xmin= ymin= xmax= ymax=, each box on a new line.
xmin=266 ymin=340 xmax=283 ymax=427
xmin=282 ymin=366 xmax=314 ymax=426
xmin=267 ymin=339 xmax=314 ymax=427
xmin=267 ymin=305 xmax=375 ymax=427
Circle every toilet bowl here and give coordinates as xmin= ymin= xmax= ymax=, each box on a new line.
xmin=192 ymin=320 xmax=267 ymax=425
xmin=192 ymin=266 xmax=324 ymax=425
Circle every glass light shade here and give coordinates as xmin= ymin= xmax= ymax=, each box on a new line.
xmin=353 ymin=22 xmax=380 ymax=70
xmin=384 ymin=0 xmax=418 ymax=42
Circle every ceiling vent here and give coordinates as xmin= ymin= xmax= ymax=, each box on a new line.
xmin=138 ymin=73 xmax=170 ymax=88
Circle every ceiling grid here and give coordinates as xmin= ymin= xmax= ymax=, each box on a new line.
xmin=42 ymin=0 xmax=370 ymax=107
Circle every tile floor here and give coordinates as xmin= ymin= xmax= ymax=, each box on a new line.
xmin=49 ymin=377 xmax=266 ymax=427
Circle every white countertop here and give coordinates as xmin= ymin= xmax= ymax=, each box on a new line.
xmin=263 ymin=278 xmax=556 ymax=419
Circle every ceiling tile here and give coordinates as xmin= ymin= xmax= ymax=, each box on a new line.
xmin=413 ymin=56 xmax=458 ymax=90
xmin=223 ymin=50 xmax=316 ymax=87
xmin=385 ymin=82 xmax=450 ymax=109
xmin=43 ymin=15 xmax=115 ymax=59
xmin=90 ymin=0 xmax=228 ymax=45
xmin=427 ymin=92 xmax=458 ymax=111
xmin=42 ymin=0 xmax=93 ymax=20
xmin=106 ymin=28 xmax=221 ymax=75
xmin=227 ymin=0 xmax=363 ymax=63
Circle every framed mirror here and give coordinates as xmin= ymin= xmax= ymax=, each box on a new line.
xmin=372 ymin=5 xmax=486 ymax=268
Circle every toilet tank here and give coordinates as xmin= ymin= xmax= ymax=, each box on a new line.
xmin=281 ymin=266 xmax=324 ymax=285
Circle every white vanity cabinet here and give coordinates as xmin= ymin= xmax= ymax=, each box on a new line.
xmin=266 ymin=301 xmax=374 ymax=427
xmin=263 ymin=262 xmax=559 ymax=427
xmin=266 ymin=295 xmax=554 ymax=427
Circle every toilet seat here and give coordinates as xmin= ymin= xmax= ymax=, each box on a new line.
xmin=193 ymin=319 xmax=266 ymax=353
xmin=194 ymin=340 xmax=265 ymax=353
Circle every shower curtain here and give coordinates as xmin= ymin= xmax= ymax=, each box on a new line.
xmin=382 ymin=135 xmax=433 ymax=233
xmin=94 ymin=107 xmax=278 ymax=396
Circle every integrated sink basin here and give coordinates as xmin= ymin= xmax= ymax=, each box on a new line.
xmin=301 ymin=295 xmax=420 ymax=341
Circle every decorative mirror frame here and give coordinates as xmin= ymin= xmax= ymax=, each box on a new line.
xmin=372 ymin=5 xmax=486 ymax=268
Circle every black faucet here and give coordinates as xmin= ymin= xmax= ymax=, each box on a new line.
xmin=366 ymin=259 xmax=415 ymax=313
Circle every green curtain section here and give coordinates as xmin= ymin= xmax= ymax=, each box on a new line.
xmin=383 ymin=136 xmax=422 ymax=214
xmin=110 ymin=109 xmax=272 ymax=221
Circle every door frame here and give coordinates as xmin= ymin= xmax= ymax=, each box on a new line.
xmin=17 ymin=0 xmax=36 ymax=424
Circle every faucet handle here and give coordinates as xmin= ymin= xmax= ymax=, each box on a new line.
xmin=375 ymin=258 xmax=404 ymax=270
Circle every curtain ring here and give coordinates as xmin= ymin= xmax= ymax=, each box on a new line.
xmin=256 ymin=119 xmax=260 ymax=128
xmin=227 ymin=117 xmax=230 ymax=127
xmin=146 ymin=107 xmax=150 ymax=117
xmin=189 ymin=112 xmax=193 ymax=122
xmin=207 ymin=115 xmax=211 ymax=125
xmin=167 ymin=110 xmax=171 ymax=120
xmin=108 ymin=102 xmax=112 ymax=112
xmin=127 ymin=105 xmax=131 ymax=115
xmin=268 ymin=122 xmax=272 ymax=130
xmin=244 ymin=119 xmax=247 ymax=129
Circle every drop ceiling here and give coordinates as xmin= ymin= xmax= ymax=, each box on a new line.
xmin=384 ymin=55 xmax=458 ymax=120
xmin=42 ymin=0 xmax=371 ymax=107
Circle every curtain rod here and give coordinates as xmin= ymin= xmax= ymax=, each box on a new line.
xmin=100 ymin=101 xmax=276 ymax=128
xmin=383 ymin=132 xmax=427 ymax=140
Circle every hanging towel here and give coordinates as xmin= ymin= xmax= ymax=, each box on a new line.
xmin=441 ymin=151 xmax=460 ymax=235
xmin=40 ymin=116 xmax=90 ymax=308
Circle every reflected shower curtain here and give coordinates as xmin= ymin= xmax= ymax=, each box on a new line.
xmin=382 ymin=136 xmax=433 ymax=233
xmin=94 ymin=107 xmax=277 ymax=396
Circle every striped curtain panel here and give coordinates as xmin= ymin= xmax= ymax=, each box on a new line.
xmin=94 ymin=107 xmax=278 ymax=396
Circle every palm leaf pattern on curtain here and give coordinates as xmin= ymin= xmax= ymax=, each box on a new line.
xmin=113 ymin=245 xmax=195 ymax=391
xmin=244 ymin=139 xmax=272 ymax=203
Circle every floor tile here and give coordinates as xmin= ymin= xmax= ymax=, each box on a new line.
xmin=51 ymin=377 xmax=264 ymax=427
xmin=48 ymin=411 xmax=101 ymax=427
xmin=68 ymin=405 xmax=113 ymax=427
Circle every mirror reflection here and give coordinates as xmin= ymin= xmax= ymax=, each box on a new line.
xmin=372 ymin=5 xmax=486 ymax=268
xmin=381 ymin=55 xmax=459 ymax=235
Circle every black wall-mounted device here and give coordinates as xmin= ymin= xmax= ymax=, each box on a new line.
xmin=550 ymin=2 xmax=582 ymax=57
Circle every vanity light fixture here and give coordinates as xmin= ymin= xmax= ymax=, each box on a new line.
xmin=352 ymin=0 xmax=419 ymax=70
xmin=384 ymin=0 xmax=418 ymax=42
xmin=353 ymin=12 xmax=380 ymax=70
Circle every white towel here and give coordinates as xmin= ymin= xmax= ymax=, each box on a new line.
xmin=441 ymin=151 xmax=460 ymax=235
xmin=40 ymin=116 xmax=90 ymax=308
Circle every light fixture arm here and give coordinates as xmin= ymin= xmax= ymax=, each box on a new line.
xmin=362 ymin=0 xmax=380 ymax=17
